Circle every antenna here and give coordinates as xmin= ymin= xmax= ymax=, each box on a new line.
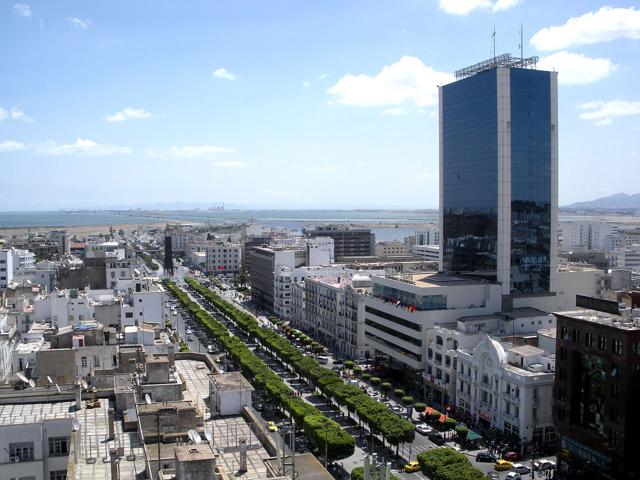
xmin=204 ymin=428 xmax=213 ymax=444
xmin=47 ymin=376 xmax=53 ymax=384
xmin=492 ymin=26 xmax=496 ymax=65
xmin=81 ymin=379 xmax=88 ymax=390
xmin=145 ymin=394 xmax=152 ymax=405
xmin=72 ymin=419 xmax=81 ymax=431
xmin=28 ymin=379 xmax=36 ymax=388
xmin=519 ymin=24 xmax=524 ymax=65
xmin=16 ymin=372 xmax=29 ymax=384
xmin=55 ymin=384 xmax=61 ymax=394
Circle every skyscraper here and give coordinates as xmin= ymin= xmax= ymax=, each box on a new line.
xmin=439 ymin=54 xmax=558 ymax=300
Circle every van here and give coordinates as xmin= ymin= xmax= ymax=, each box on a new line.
xmin=317 ymin=356 xmax=329 ymax=364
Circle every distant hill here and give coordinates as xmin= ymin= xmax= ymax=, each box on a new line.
xmin=564 ymin=193 xmax=640 ymax=210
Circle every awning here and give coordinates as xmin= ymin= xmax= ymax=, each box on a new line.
xmin=467 ymin=430 xmax=482 ymax=441
xmin=425 ymin=407 xmax=436 ymax=415
xmin=438 ymin=414 xmax=447 ymax=423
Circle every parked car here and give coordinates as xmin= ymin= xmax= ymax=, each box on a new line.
xmin=476 ymin=452 xmax=498 ymax=463
xmin=486 ymin=473 xmax=499 ymax=480
xmin=253 ymin=403 xmax=264 ymax=412
xmin=512 ymin=464 xmax=531 ymax=474
xmin=505 ymin=473 xmax=521 ymax=480
xmin=494 ymin=459 xmax=513 ymax=471
xmin=403 ymin=461 xmax=421 ymax=473
xmin=186 ymin=335 xmax=193 ymax=341
xmin=416 ymin=423 xmax=433 ymax=435
xmin=534 ymin=460 xmax=557 ymax=471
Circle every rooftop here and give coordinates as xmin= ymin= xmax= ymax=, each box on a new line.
xmin=555 ymin=309 xmax=640 ymax=331
xmin=174 ymin=443 xmax=216 ymax=462
xmin=508 ymin=345 xmax=545 ymax=357
xmin=208 ymin=371 xmax=254 ymax=392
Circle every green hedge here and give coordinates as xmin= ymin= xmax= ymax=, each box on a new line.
xmin=165 ymin=280 xmax=354 ymax=461
xmin=182 ymin=277 xmax=415 ymax=448
xmin=351 ymin=466 xmax=401 ymax=480
xmin=416 ymin=448 xmax=484 ymax=480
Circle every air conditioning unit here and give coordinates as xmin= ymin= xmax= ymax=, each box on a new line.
xmin=9 ymin=456 xmax=20 ymax=463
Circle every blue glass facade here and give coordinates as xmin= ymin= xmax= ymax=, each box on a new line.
xmin=441 ymin=69 xmax=498 ymax=279
xmin=509 ymin=68 xmax=552 ymax=294
xmin=441 ymin=67 xmax=554 ymax=295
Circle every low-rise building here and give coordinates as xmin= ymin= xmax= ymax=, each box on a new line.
xmin=208 ymin=371 xmax=253 ymax=416
xmin=375 ymin=241 xmax=410 ymax=257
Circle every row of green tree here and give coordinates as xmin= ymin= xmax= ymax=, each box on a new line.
xmin=165 ymin=280 xmax=355 ymax=462
xmin=416 ymin=448 xmax=484 ymax=480
xmin=184 ymin=277 xmax=416 ymax=453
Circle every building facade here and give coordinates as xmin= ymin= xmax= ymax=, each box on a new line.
xmin=553 ymin=309 xmax=640 ymax=479
xmin=304 ymin=225 xmax=375 ymax=258
xmin=440 ymin=55 xmax=558 ymax=298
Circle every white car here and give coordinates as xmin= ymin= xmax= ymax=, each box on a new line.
xmin=186 ymin=328 xmax=192 ymax=334
xmin=505 ymin=473 xmax=521 ymax=480
xmin=512 ymin=464 xmax=531 ymax=474
xmin=416 ymin=423 xmax=433 ymax=435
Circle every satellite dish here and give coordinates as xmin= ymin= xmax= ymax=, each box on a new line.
xmin=72 ymin=420 xmax=81 ymax=431
xmin=204 ymin=428 xmax=213 ymax=443
xmin=81 ymin=380 xmax=88 ymax=389
xmin=28 ymin=379 xmax=36 ymax=388
xmin=188 ymin=429 xmax=202 ymax=445
xmin=16 ymin=372 xmax=29 ymax=384
xmin=55 ymin=384 xmax=61 ymax=394
xmin=145 ymin=394 xmax=152 ymax=405
xmin=47 ymin=376 xmax=53 ymax=384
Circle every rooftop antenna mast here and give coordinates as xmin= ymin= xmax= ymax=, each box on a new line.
xmin=492 ymin=26 xmax=496 ymax=66
xmin=518 ymin=24 xmax=524 ymax=66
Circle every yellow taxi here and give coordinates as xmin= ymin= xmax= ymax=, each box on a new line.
xmin=494 ymin=459 xmax=513 ymax=471
xmin=266 ymin=421 xmax=278 ymax=432
xmin=403 ymin=461 xmax=421 ymax=473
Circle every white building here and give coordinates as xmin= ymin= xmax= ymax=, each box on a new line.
xmin=208 ymin=372 xmax=253 ymax=416
xmin=204 ymin=242 xmax=241 ymax=273
xmin=412 ymin=244 xmax=440 ymax=262
xmin=560 ymin=222 xmax=619 ymax=252
xmin=456 ymin=336 xmax=556 ymax=447
xmin=85 ymin=239 xmax=125 ymax=259
xmin=189 ymin=251 xmax=206 ymax=267
xmin=12 ymin=248 xmax=36 ymax=270
xmin=130 ymin=278 xmax=165 ymax=325
xmin=375 ymin=241 xmax=410 ymax=257
xmin=0 ymin=249 xmax=14 ymax=290
xmin=307 ymin=236 xmax=334 ymax=265
xmin=302 ymin=273 xmax=378 ymax=359
xmin=0 ymin=404 xmax=74 ymax=480
xmin=0 ymin=309 xmax=17 ymax=383
xmin=610 ymin=244 xmax=640 ymax=273
xmin=415 ymin=226 xmax=440 ymax=246
xmin=106 ymin=258 xmax=134 ymax=290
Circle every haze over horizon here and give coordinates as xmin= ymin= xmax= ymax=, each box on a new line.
xmin=1 ymin=0 xmax=639 ymax=211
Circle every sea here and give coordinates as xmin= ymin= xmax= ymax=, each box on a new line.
xmin=0 ymin=209 xmax=440 ymax=242
xmin=1 ymin=209 xmax=638 ymax=242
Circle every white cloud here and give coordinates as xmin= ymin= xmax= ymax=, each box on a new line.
xmin=35 ymin=138 xmax=132 ymax=156
xmin=302 ymin=81 xmax=311 ymax=88
xmin=212 ymin=68 xmax=237 ymax=81
xmin=211 ymin=160 xmax=246 ymax=168
xmin=578 ymin=100 xmax=640 ymax=125
xmin=0 ymin=106 xmax=33 ymax=122
xmin=0 ymin=140 xmax=26 ymax=152
xmin=316 ymin=74 xmax=327 ymax=80
xmin=530 ymin=6 xmax=640 ymax=51
xmin=105 ymin=108 xmax=152 ymax=122
xmin=13 ymin=4 xmax=31 ymax=17
xmin=438 ymin=0 xmax=520 ymax=15
xmin=66 ymin=17 xmax=91 ymax=30
xmin=146 ymin=145 xmax=235 ymax=159
xmin=327 ymin=56 xmax=453 ymax=112
xmin=538 ymin=51 xmax=616 ymax=85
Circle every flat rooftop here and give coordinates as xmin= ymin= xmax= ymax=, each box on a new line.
xmin=0 ymin=401 xmax=74 ymax=426
xmin=459 ymin=307 xmax=549 ymax=323
xmin=508 ymin=345 xmax=545 ymax=357
xmin=556 ymin=309 xmax=640 ymax=331
xmin=209 ymin=371 xmax=254 ymax=392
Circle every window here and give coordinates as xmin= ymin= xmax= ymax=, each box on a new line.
xmin=10 ymin=442 xmax=34 ymax=461
xmin=571 ymin=328 xmax=580 ymax=343
xmin=611 ymin=339 xmax=622 ymax=355
xmin=597 ymin=335 xmax=607 ymax=351
xmin=560 ymin=326 xmax=569 ymax=340
xmin=428 ymin=348 xmax=433 ymax=359
xmin=445 ymin=355 xmax=451 ymax=367
xmin=125 ymin=312 xmax=133 ymax=318
xmin=50 ymin=472 xmax=67 ymax=480
xmin=436 ymin=336 xmax=443 ymax=345
xmin=585 ymin=332 xmax=593 ymax=347
xmin=81 ymin=357 xmax=87 ymax=368
xmin=49 ymin=437 xmax=69 ymax=456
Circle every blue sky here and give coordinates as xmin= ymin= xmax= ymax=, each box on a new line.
xmin=1 ymin=0 xmax=639 ymax=211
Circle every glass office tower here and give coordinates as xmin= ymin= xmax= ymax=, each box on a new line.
xmin=439 ymin=55 xmax=558 ymax=297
